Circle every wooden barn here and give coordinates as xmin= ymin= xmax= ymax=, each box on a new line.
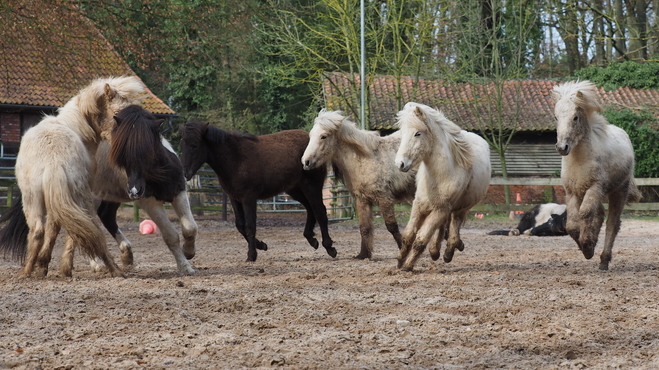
xmin=0 ymin=2 xmax=174 ymax=169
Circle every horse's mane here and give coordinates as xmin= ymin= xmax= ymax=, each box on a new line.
xmin=55 ymin=76 xmax=146 ymax=144
xmin=315 ymin=109 xmax=380 ymax=155
xmin=552 ymin=80 xmax=602 ymax=113
xmin=110 ymin=105 xmax=167 ymax=182
xmin=183 ymin=121 xmax=259 ymax=146
xmin=396 ymin=102 xmax=473 ymax=170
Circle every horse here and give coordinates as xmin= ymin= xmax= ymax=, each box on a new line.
xmin=5 ymin=76 xmax=145 ymax=278
xmin=92 ymin=104 xmax=198 ymax=276
xmin=488 ymin=203 xmax=568 ymax=236
xmin=0 ymin=105 xmax=199 ymax=276
xmin=394 ymin=102 xmax=491 ymax=271
xmin=552 ymin=80 xmax=641 ymax=270
xmin=179 ymin=121 xmax=336 ymax=262
xmin=301 ymin=109 xmax=416 ymax=259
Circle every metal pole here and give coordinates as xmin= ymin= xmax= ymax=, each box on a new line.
xmin=360 ymin=0 xmax=366 ymax=130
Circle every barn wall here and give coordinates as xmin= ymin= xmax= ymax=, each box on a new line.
xmin=490 ymin=144 xmax=562 ymax=176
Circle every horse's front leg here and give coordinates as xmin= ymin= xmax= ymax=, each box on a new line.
xmin=140 ymin=197 xmax=195 ymax=276
xmin=287 ymin=187 xmax=336 ymax=258
xmin=95 ymin=200 xmax=134 ymax=270
xmin=355 ymin=198 xmax=374 ymax=259
xmin=578 ymin=187 xmax=605 ymax=260
xmin=171 ymin=190 xmax=198 ymax=260
xmin=443 ymin=210 xmax=468 ymax=263
xmin=564 ymin=192 xmax=582 ymax=248
xmin=599 ymin=188 xmax=626 ymax=270
xmin=400 ymin=210 xmax=445 ymax=272
xmin=379 ymin=200 xmax=403 ymax=250
xmin=398 ymin=202 xmax=430 ymax=269
xmin=232 ymin=198 xmax=267 ymax=252
xmin=241 ymin=198 xmax=260 ymax=262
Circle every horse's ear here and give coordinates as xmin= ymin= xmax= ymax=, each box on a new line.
xmin=575 ymin=91 xmax=583 ymax=99
xmin=414 ymin=106 xmax=424 ymax=120
xmin=114 ymin=115 xmax=123 ymax=126
xmin=104 ymin=83 xmax=116 ymax=100
xmin=157 ymin=119 xmax=165 ymax=128
xmin=551 ymin=90 xmax=561 ymax=103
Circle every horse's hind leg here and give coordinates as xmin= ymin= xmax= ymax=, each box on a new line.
xmin=140 ymin=197 xmax=195 ymax=276
xmin=171 ymin=190 xmax=198 ymax=260
xmin=20 ymin=204 xmax=46 ymax=278
xmin=289 ymin=187 xmax=337 ymax=259
xmin=443 ymin=210 xmax=468 ymax=263
xmin=398 ymin=203 xmax=431 ymax=270
xmin=599 ymin=189 xmax=626 ymax=270
xmin=95 ymin=200 xmax=134 ymax=269
xmin=429 ymin=218 xmax=450 ymax=261
xmin=35 ymin=220 xmax=61 ymax=277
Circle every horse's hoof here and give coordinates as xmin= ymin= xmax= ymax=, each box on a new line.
xmin=256 ymin=241 xmax=268 ymax=251
xmin=443 ymin=248 xmax=455 ymax=263
xmin=396 ymin=259 xmax=403 ymax=269
xmin=121 ymin=252 xmax=134 ymax=266
xmin=326 ymin=247 xmax=338 ymax=258
xmin=429 ymin=250 xmax=441 ymax=261
xmin=598 ymin=263 xmax=609 ymax=271
xmin=455 ymin=240 xmax=465 ymax=252
xmin=581 ymin=242 xmax=595 ymax=259
xmin=355 ymin=252 xmax=372 ymax=260
xmin=184 ymin=250 xmax=196 ymax=260
xmin=400 ymin=264 xmax=414 ymax=272
xmin=309 ymin=238 xmax=319 ymax=250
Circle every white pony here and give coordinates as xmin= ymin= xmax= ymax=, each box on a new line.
xmin=552 ymin=80 xmax=641 ymax=270
xmin=15 ymin=76 xmax=145 ymax=278
xmin=301 ymin=110 xmax=416 ymax=259
xmin=395 ymin=102 xmax=491 ymax=271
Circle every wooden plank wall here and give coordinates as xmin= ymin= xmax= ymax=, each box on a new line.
xmin=490 ymin=144 xmax=562 ymax=176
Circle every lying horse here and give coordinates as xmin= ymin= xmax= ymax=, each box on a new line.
xmin=488 ymin=203 xmax=568 ymax=236
xmin=179 ymin=121 xmax=335 ymax=262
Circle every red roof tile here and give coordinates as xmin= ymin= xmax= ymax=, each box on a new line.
xmin=323 ymin=73 xmax=659 ymax=131
xmin=0 ymin=1 xmax=174 ymax=115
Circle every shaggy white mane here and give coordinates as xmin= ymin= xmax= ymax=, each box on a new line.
xmin=315 ymin=109 xmax=380 ymax=154
xmin=552 ymin=80 xmax=602 ymax=113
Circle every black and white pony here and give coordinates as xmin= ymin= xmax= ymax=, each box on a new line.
xmin=488 ymin=203 xmax=568 ymax=237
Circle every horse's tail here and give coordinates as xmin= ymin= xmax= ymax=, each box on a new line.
xmin=627 ymin=178 xmax=642 ymax=204
xmin=0 ymin=194 xmax=29 ymax=262
xmin=44 ymin=167 xmax=108 ymax=261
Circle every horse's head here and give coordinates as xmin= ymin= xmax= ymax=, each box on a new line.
xmin=394 ymin=102 xmax=434 ymax=172
xmin=552 ymin=80 xmax=601 ymax=156
xmin=110 ymin=105 xmax=164 ymax=200
xmin=179 ymin=121 xmax=210 ymax=181
xmin=302 ymin=109 xmax=344 ymax=170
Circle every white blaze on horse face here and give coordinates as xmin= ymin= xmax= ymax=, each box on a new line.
xmin=302 ymin=126 xmax=332 ymax=171
xmin=554 ymin=98 xmax=582 ymax=156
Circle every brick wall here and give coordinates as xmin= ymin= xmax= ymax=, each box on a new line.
xmin=0 ymin=113 xmax=21 ymax=142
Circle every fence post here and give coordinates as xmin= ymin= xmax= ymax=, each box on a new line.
xmin=222 ymin=192 xmax=228 ymax=221
xmin=133 ymin=202 xmax=139 ymax=222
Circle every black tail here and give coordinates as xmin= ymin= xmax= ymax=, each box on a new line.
xmin=487 ymin=229 xmax=512 ymax=236
xmin=0 ymin=194 xmax=28 ymax=262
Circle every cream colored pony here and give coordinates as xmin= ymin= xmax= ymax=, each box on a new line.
xmin=15 ymin=76 xmax=145 ymax=278
xmin=301 ymin=110 xmax=416 ymax=259
xmin=552 ymin=80 xmax=641 ymax=270
xmin=395 ymin=102 xmax=491 ymax=271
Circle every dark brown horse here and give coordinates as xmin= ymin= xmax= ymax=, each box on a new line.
xmin=179 ymin=121 xmax=335 ymax=262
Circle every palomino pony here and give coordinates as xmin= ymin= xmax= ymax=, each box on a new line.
xmin=180 ymin=121 xmax=336 ymax=262
xmin=552 ymin=80 xmax=641 ymax=270
xmin=301 ymin=110 xmax=416 ymax=259
xmin=92 ymin=104 xmax=198 ymax=275
xmin=8 ymin=76 xmax=145 ymax=277
xmin=395 ymin=102 xmax=491 ymax=271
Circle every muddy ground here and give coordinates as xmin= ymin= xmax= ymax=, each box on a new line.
xmin=1 ymin=211 xmax=659 ymax=369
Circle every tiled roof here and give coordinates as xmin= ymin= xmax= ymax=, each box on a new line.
xmin=323 ymin=72 xmax=659 ymax=131
xmin=0 ymin=1 xmax=174 ymax=115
